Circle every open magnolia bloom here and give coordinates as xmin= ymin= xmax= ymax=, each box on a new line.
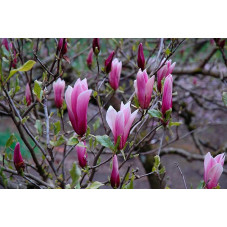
xmin=204 ymin=152 xmax=225 ymax=189
xmin=106 ymin=101 xmax=138 ymax=150
xmin=65 ymin=78 xmax=92 ymax=136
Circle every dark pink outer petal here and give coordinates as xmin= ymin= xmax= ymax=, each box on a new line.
xmin=206 ymin=163 xmax=223 ymax=189
xmin=136 ymin=70 xmax=146 ymax=109
xmin=76 ymin=89 xmax=92 ymax=136
xmin=76 ymin=142 xmax=87 ymax=168
xmin=25 ymin=83 xmax=32 ymax=106
xmin=114 ymin=111 xmax=125 ymax=148
xmin=111 ymin=155 xmax=120 ymax=188
xmin=122 ymin=109 xmax=138 ymax=148
xmin=161 ymin=74 xmax=173 ymax=116
xmin=14 ymin=142 xmax=23 ymax=164
xmin=144 ymin=75 xmax=155 ymax=109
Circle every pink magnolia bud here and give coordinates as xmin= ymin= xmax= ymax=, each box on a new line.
xmin=134 ymin=69 xmax=155 ymax=109
xmin=86 ymin=48 xmax=93 ymax=69
xmin=204 ymin=152 xmax=225 ymax=189
xmin=25 ymin=83 xmax=32 ymax=106
xmin=58 ymin=38 xmax=67 ymax=56
xmin=109 ymin=58 xmax=122 ymax=90
xmin=161 ymin=74 xmax=173 ymax=117
xmin=104 ymin=51 xmax=115 ymax=74
xmin=13 ymin=142 xmax=25 ymax=173
xmin=157 ymin=59 xmax=175 ymax=92
xmin=65 ymin=78 xmax=92 ymax=136
xmin=76 ymin=141 xmax=87 ymax=168
xmin=111 ymin=155 xmax=120 ymax=189
xmin=9 ymin=43 xmax=17 ymax=69
xmin=2 ymin=38 xmax=9 ymax=51
xmin=106 ymin=101 xmax=138 ymax=150
xmin=53 ymin=78 xmax=65 ymax=109
xmin=92 ymin=38 xmax=100 ymax=55
xmin=137 ymin=43 xmax=145 ymax=70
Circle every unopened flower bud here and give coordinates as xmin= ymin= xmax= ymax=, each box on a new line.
xmin=104 ymin=51 xmax=114 ymax=74
xmin=92 ymin=38 xmax=100 ymax=56
xmin=137 ymin=43 xmax=145 ymax=70
xmin=13 ymin=142 xmax=25 ymax=174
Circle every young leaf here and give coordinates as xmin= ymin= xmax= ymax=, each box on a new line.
xmin=67 ymin=136 xmax=79 ymax=146
xmin=169 ymin=121 xmax=182 ymax=127
xmin=5 ymin=134 xmax=17 ymax=148
xmin=86 ymin=181 xmax=104 ymax=189
xmin=50 ymin=135 xmax=65 ymax=147
xmin=96 ymin=135 xmax=114 ymax=150
xmin=53 ymin=121 xmax=61 ymax=135
xmin=35 ymin=120 xmax=42 ymax=135
xmin=33 ymin=80 xmax=43 ymax=102
xmin=69 ymin=162 xmax=81 ymax=188
xmin=148 ymin=109 xmax=162 ymax=119
xmin=6 ymin=60 xmax=36 ymax=82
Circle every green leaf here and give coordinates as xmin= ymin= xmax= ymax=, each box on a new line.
xmin=50 ymin=135 xmax=65 ymax=147
xmin=86 ymin=181 xmax=104 ymax=189
xmin=67 ymin=136 xmax=79 ymax=146
xmin=222 ymin=92 xmax=227 ymax=106
xmin=93 ymin=118 xmax=100 ymax=132
xmin=121 ymin=150 xmax=126 ymax=161
xmin=197 ymin=180 xmax=205 ymax=189
xmin=69 ymin=162 xmax=81 ymax=188
xmin=18 ymin=60 xmax=36 ymax=72
xmin=6 ymin=134 xmax=17 ymax=148
xmin=33 ymin=80 xmax=43 ymax=102
xmin=6 ymin=60 xmax=36 ymax=83
xmin=165 ymin=48 xmax=171 ymax=56
xmin=169 ymin=121 xmax=182 ymax=127
xmin=152 ymin=155 xmax=160 ymax=172
xmin=124 ymin=175 xmax=135 ymax=189
xmin=96 ymin=135 xmax=114 ymax=150
xmin=53 ymin=121 xmax=61 ymax=135
xmin=21 ymin=116 xmax=29 ymax=124
xmin=35 ymin=120 xmax=42 ymax=135
xmin=148 ymin=109 xmax=162 ymax=119
xmin=164 ymin=108 xmax=172 ymax=122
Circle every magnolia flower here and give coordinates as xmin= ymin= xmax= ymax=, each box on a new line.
xmin=161 ymin=74 xmax=173 ymax=117
xmin=204 ymin=152 xmax=225 ymax=189
xmin=25 ymin=83 xmax=32 ymax=106
xmin=86 ymin=48 xmax=93 ymax=69
xmin=111 ymin=155 xmax=120 ymax=189
xmin=137 ymin=43 xmax=145 ymax=70
xmin=65 ymin=78 xmax=92 ymax=136
xmin=109 ymin=58 xmax=122 ymax=90
xmin=106 ymin=101 xmax=138 ymax=150
xmin=157 ymin=59 xmax=175 ymax=92
xmin=53 ymin=78 xmax=65 ymax=108
xmin=104 ymin=51 xmax=115 ymax=74
xmin=134 ymin=69 xmax=155 ymax=109
xmin=76 ymin=141 xmax=87 ymax=168
xmin=58 ymin=38 xmax=67 ymax=56
xmin=13 ymin=142 xmax=25 ymax=173
xmin=92 ymin=38 xmax=100 ymax=55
